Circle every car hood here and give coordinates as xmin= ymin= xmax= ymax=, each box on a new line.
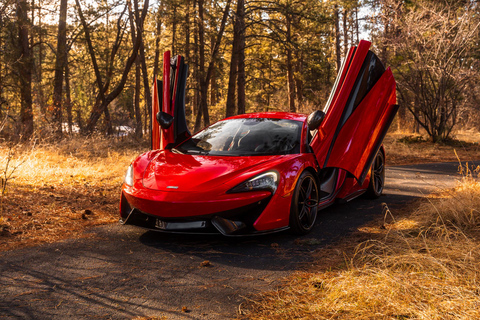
xmin=142 ymin=150 xmax=291 ymax=192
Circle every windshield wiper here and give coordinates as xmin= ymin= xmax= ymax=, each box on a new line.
xmin=186 ymin=149 xmax=209 ymax=155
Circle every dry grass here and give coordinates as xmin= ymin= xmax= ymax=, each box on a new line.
xmin=239 ymin=172 xmax=480 ymax=319
xmin=0 ymin=136 xmax=147 ymax=251
xmin=384 ymin=131 xmax=480 ymax=166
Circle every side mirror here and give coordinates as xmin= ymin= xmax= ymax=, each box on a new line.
xmin=156 ymin=111 xmax=173 ymax=129
xmin=307 ymin=110 xmax=325 ymax=130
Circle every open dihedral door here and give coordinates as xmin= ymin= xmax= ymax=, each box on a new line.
xmin=151 ymin=51 xmax=191 ymax=150
xmin=310 ymin=40 xmax=398 ymax=183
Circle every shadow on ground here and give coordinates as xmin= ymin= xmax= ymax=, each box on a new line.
xmin=0 ymin=161 xmax=469 ymax=320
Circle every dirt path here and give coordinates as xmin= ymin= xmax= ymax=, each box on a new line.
xmin=0 ymin=161 xmax=472 ymax=320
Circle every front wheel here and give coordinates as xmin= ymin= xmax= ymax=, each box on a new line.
xmin=365 ymin=151 xmax=385 ymax=199
xmin=289 ymin=171 xmax=319 ymax=235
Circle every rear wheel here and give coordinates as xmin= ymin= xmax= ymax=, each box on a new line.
xmin=290 ymin=171 xmax=319 ymax=235
xmin=365 ymin=151 xmax=385 ymax=198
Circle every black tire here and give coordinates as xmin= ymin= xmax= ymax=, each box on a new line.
xmin=365 ymin=151 xmax=385 ymax=199
xmin=289 ymin=171 xmax=319 ymax=235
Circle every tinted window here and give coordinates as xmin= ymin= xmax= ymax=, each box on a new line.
xmin=176 ymin=118 xmax=302 ymax=156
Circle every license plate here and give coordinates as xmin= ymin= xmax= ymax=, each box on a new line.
xmin=155 ymin=219 xmax=206 ymax=230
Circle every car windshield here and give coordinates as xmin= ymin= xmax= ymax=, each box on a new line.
xmin=175 ymin=118 xmax=302 ymax=156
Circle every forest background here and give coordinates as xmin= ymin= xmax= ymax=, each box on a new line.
xmin=1 ymin=0 xmax=480 ymax=144
xmin=3 ymin=1 xmax=480 ymax=318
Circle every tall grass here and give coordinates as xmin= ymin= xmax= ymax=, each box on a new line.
xmin=240 ymin=172 xmax=480 ymax=319
xmin=0 ymin=135 xmax=147 ymax=251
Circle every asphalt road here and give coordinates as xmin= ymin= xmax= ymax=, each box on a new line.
xmin=0 ymin=161 xmax=474 ymax=320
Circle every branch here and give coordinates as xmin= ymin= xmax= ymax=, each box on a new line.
xmin=205 ymin=0 xmax=232 ymax=83
xmin=103 ymin=0 xmax=149 ymax=105
xmin=75 ymin=0 xmax=106 ymax=103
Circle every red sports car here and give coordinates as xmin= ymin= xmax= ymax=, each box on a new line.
xmin=120 ymin=40 xmax=398 ymax=236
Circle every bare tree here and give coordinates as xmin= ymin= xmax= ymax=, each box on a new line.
xmin=194 ymin=0 xmax=232 ymax=132
xmin=76 ymin=0 xmax=149 ymax=134
xmin=387 ymin=0 xmax=480 ymax=142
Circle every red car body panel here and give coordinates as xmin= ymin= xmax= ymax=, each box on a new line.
xmin=310 ymin=40 xmax=398 ymax=183
xmin=310 ymin=42 xmax=370 ymax=167
xmin=161 ymin=51 xmax=173 ymax=149
xmin=123 ymin=185 xmax=271 ymax=219
xmin=120 ymin=42 xmax=398 ymax=236
xmin=325 ymin=69 xmax=396 ymax=182
xmin=120 ymin=149 xmax=318 ymax=231
xmin=142 ymin=152 xmax=302 ymax=193
xmin=151 ymin=78 xmax=161 ymax=150
xmin=152 ymin=52 xmax=192 ymax=150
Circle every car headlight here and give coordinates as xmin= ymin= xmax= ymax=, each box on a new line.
xmin=124 ymin=164 xmax=134 ymax=186
xmin=228 ymin=171 xmax=279 ymax=194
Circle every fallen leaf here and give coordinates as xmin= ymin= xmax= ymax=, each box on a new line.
xmin=200 ymin=260 xmax=211 ymax=267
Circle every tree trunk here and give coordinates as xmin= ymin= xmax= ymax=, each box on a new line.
xmin=325 ymin=58 xmax=331 ymax=100
xmin=103 ymin=103 xmax=113 ymax=135
xmin=194 ymin=0 xmax=232 ymax=131
xmin=143 ymin=93 xmax=148 ymax=135
xmin=210 ymin=35 xmax=216 ymax=106
xmin=16 ymin=0 xmax=33 ymax=139
xmin=236 ymin=0 xmax=246 ymax=115
xmin=225 ymin=12 xmax=240 ymax=117
xmin=129 ymin=0 xmax=142 ymax=138
xmin=210 ymin=70 xmax=217 ymax=106
xmin=65 ymin=60 xmax=73 ymax=134
xmin=355 ymin=5 xmax=359 ymax=44
xmin=334 ymin=4 xmax=341 ymax=71
xmin=153 ymin=3 xmax=162 ymax=77
xmin=30 ymin=0 xmax=34 ymax=48
xmin=193 ymin=0 xmax=199 ymax=124
xmin=171 ymin=4 xmax=177 ymax=55
xmin=286 ymin=15 xmax=296 ymax=113
xmin=295 ymin=53 xmax=303 ymax=108
xmin=52 ymin=0 xmax=68 ymax=136
xmin=76 ymin=110 xmax=83 ymax=132
xmin=38 ymin=1 xmax=46 ymax=116
xmin=349 ymin=6 xmax=354 ymax=46
xmin=266 ymin=58 xmax=272 ymax=112
xmin=396 ymin=104 xmax=405 ymax=132
xmin=381 ymin=22 xmax=389 ymax=63
xmin=413 ymin=96 xmax=420 ymax=134
xmin=134 ymin=6 xmax=151 ymax=138
xmin=139 ymin=40 xmax=150 ymax=137
xmin=0 ymin=14 xmax=4 ymax=116
xmin=134 ymin=59 xmax=142 ymax=137
xmin=343 ymin=8 xmax=348 ymax=56
xmin=185 ymin=0 xmax=191 ymax=121
xmin=194 ymin=0 xmax=208 ymax=131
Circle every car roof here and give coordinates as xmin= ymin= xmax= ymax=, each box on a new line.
xmin=225 ymin=112 xmax=308 ymax=122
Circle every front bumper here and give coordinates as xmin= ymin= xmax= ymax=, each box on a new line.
xmin=120 ymin=187 xmax=289 ymax=236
